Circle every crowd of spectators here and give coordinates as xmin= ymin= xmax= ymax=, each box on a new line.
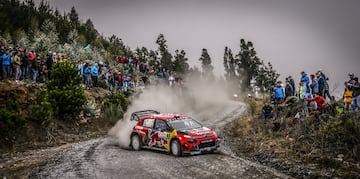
xmin=0 ymin=45 xmax=184 ymax=93
xmin=262 ymin=70 xmax=359 ymax=121
xmin=0 ymin=45 xmax=70 ymax=83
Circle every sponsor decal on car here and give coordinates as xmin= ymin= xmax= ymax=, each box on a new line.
xmin=164 ymin=130 xmax=177 ymax=151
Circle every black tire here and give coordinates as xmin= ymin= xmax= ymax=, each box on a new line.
xmin=131 ymin=134 xmax=142 ymax=151
xmin=170 ymin=139 xmax=182 ymax=157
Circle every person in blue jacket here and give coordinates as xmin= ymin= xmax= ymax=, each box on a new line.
xmin=273 ymin=81 xmax=285 ymax=105
xmin=83 ymin=63 xmax=92 ymax=89
xmin=2 ymin=49 xmax=11 ymax=80
xmin=309 ymin=74 xmax=319 ymax=95
xmin=300 ymin=71 xmax=310 ymax=93
xmin=91 ymin=63 xmax=98 ymax=87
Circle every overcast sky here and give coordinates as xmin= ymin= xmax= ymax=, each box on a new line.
xmin=36 ymin=0 xmax=360 ymax=96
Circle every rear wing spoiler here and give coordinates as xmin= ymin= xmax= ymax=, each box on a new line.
xmin=130 ymin=110 xmax=160 ymax=121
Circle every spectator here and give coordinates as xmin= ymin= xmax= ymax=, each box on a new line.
xmin=285 ymin=80 xmax=293 ymax=99
xmin=348 ymin=73 xmax=355 ymax=84
xmin=317 ymin=70 xmax=332 ymax=100
xmin=307 ymin=93 xmax=326 ymax=111
xmin=273 ymin=81 xmax=285 ymax=105
xmin=288 ymin=76 xmax=295 ymax=95
xmin=2 ymin=49 xmax=11 ymax=80
xmin=343 ymin=82 xmax=353 ymax=111
xmin=122 ymin=74 xmax=127 ymax=91
xmin=317 ymin=72 xmax=326 ymax=97
xmin=13 ymin=51 xmax=22 ymax=82
xmin=83 ymin=63 xmax=92 ymax=89
xmin=352 ymin=77 xmax=360 ymax=111
xmin=300 ymin=71 xmax=310 ymax=93
xmin=262 ymin=103 xmax=273 ymax=121
xmin=52 ymin=52 xmax=58 ymax=64
xmin=299 ymin=80 xmax=310 ymax=113
xmin=91 ymin=63 xmax=98 ymax=87
xmin=298 ymin=80 xmax=309 ymax=100
xmin=309 ymin=74 xmax=319 ymax=95
xmin=41 ymin=65 xmax=48 ymax=83
xmin=169 ymin=73 xmax=175 ymax=87
xmin=20 ymin=49 xmax=28 ymax=79
xmin=32 ymin=56 xmax=41 ymax=83
xmin=46 ymin=52 xmax=54 ymax=79
xmin=77 ymin=60 xmax=83 ymax=76
xmin=0 ymin=46 xmax=4 ymax=78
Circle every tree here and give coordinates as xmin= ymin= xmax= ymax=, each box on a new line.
xmin=0 ymin=32 xmax=13 ymax=47
xmin=235 ymin=39 xmax=262 ymax=92
xmin=68 ymin=6 xmax=80 ymax=29
xmin=156 ymin=33 xmax=173 ymax=71
xmin=13 ymin=29 xmax=30 ymax=48
xmin=224 ymin=46 xmax=241 ymax=92
xmin=199 ymin=48 xmax=214 ymax=79
xmin=255 ymin=62 xmax=280 ymax=94
xmin=33 ymin=19 xmax=59 ymax=55
xmin=82 ymin=19 xmax=98 ymax=45
xmin=173 ymin=49 xmax=189 ymax=74
xmin=148 ymin=50 xmax=159 ymax=68
xmin=48 ymin=63 xmax=86 ymax=120
xmin=223 ymin=39 xmax=279 ymax=93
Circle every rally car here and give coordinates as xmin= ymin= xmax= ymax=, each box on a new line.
xmin=129 ymin=110 xmax=220 ymax=156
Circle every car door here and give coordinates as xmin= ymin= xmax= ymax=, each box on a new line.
xmin=141 ymin=118 xmax=155 ymax=146
xmin=152 ymin=119 xmax=170 ymax=148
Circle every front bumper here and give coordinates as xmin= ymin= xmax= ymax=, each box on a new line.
xmin=182 ymin=141 xmax=220 ymax=155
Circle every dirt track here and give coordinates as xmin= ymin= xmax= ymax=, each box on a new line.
xmin=28 ymin=103 xmax=290 ymax=179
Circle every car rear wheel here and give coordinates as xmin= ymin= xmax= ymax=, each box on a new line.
xmin=171 ymin=140 xmax=182 ymax=156
xmin=131 ymin=134 xmax=142 ymax=151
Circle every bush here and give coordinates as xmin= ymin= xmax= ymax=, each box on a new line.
xmin=0 ymin=91 xmax=25 ymax=136
xmin=47 ymin=62 xmax=87 ymax=120
xmin=29 ymin=88 xmax=54 ymax=126
xmin=83 ymin=100 xmax=100 ymax=118
xmin=103 ymin=91 xmax=129 ymax=121
xmin=48 ymin=62 xmax=83 ymax=89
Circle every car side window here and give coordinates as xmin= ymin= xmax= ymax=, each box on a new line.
xmin=154 ymin=120 xmax=169 ymax=131
xmin=143 ymin=118 xmax=155 ymax=128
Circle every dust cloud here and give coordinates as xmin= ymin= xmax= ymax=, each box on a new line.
xmin=108 ymin=78 xmax=242 ymax=148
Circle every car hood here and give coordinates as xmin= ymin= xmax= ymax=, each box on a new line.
xmin=178 ymin=127 xmax=214 ymax=137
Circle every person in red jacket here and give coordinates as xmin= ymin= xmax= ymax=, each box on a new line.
xmin=307 ymin=93 xmax=326 ymax=111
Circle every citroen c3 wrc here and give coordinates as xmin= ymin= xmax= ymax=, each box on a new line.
xmin=129 ymin=110 xmax=220 ymax=156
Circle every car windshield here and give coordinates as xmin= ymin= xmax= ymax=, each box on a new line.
xmin=168 ymin=117 xmax=202 ymax=130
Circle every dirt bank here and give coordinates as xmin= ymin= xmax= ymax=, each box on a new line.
xmin=223 ymin=100 xmax=360 ymax=178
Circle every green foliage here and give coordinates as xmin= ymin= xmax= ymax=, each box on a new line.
xmin=29 ymin=88 xmax=53 ymax=126
xmin=83 ymin=100 xmax=100 ymax=118
xmin=48 ymin=62 xmax=86 ymax=120
xmin=156 ymin=33 xmax=173 ymax=71
xmin=321 ymin=118 xmax=344 ymax=135
xmin=248 ymin=100 xmax=257 ymax=116
xmin=320 ymin=113 xmax=360 ymax=160
xmin=103 ymin=91 xmax=129 ymax=121
xmin=49 ymin=63 xmax=83 ymax=89
xmin=255 ymin=62 xmax=280 ymax=94
xmin=0 ymin=92 xmax=25 ymax=132
xmin=104 ymin=103 xmax=124 ymax=122
xmin=173 ymin=49 xmax=189 ymax=74
xmin=223 ymin=39 xmax=279 ymax=93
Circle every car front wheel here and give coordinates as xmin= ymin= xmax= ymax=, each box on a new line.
xmin=131 ymin=134 xmax=142 ymax=151
xmin=171 ymin=140 xmax=182 ymax=156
